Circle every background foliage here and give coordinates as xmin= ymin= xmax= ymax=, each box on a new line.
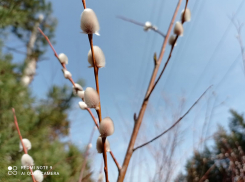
xmin=0 ymin=0 xmax=92 ymax=181
xmin=176 ymin=111 xmax=245 ymax=182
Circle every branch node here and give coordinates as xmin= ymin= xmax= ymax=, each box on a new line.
xmin=133 ymin=113 xmax=137 ymax=123
xmin=153 ymin=52 xmax=158 ymax=66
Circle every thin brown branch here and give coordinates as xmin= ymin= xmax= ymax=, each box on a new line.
xmin=38 ymin=28 xmax=101 ymax=129
xmin=146 ymin=0 xmax=189 ymax=100
xmin=199 ymin=164 xmax=216 ymax=182
xmin=231 ymin=18 xmax=245 ymax=74
xmin=181 ymin=0 xmax=189 ymax=24
xmin=85 ymin=7 xmax=108 ymax=182
xmin=38 ymin=28 xmax=60 ymax=63
xmin=110 ymin=151 xmax=121 ymax=172
xmin=88 ymin=34 xmax=102 ymax=122
xmin=12 ymin=108 xmax=27 ymax=154
xmin=79 ymin=127 xmax=96 ymax=182
xmin=81 ymin=0 xmax=86 ymax=9
xmin=80 ymin=0 xmax=108 ymax=179
xmin=146 ymin=39 xmax=176 ymax=100
xmin=88 ymin=27 xmax=108 ymax=182
xmin=38 ymin=28 xmax=99 ymax=128
xmin=86 ymin=108 xmax=99 ymax=129
xmin=102 ymin=137 xmax=109 ymax=182
xmin=4 ymin=46 xmax=29 ymax=55
xmin=117 ymin=16 xmax=166 ymax=38
xmin=12 ymin=108 xmax=36 ymax=182
xmin=133 ymin=85 xmax=212 ymax=152
xmin=117 ymin=1 xmax=183 ymax=181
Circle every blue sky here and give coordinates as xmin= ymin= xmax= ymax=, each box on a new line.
xmin=5 ymin=0 xmax=245 ymax=181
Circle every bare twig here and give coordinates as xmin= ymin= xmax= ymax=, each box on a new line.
xmin=117 ymin=16 xmax=166 ymax=38
xmin=81 ymin=0 xmax=86 ymax=9
xmin=231 ymin=18 xmax=245 ymax=74
xmin=146 ymin=0 xmax=189 ymax=100
xmin=79 ymin=127 xmax=96 ymax=182
xmin=4 ymin=45 xmax=29 ymax=55
xmin=198 ymin=164 xmax=216 ymax=182
xmin=102 ymin=137 xmax=109 ymax=182
xmin=133 ymin=86 xmax=212 ymax=151
xmin=117 ymin=1 xmax=184 ymax=181
xmin=86 ymin=108 xmax=99 ymax=129
xmin=12 ymin=108 xmax=36 ymax=182
xmin=38 ymin=28 xmax=64 ymax=67
xmin=110 ymin=151 xmax=121 ymax=173
xmin=88 ymin=34 xmax=102 ymax=122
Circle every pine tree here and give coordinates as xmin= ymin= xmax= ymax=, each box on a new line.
xmin=0 ymin=1 xmax=93 ymax=181
xmin=177 ymin=110 xmax=245 ymax=182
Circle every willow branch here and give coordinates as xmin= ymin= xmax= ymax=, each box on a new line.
xmin=110 ymin=151 xmax=121 ymax=173
xmin=81 ymin=0 xmax=86 ymax=9
xmin=38 ymin=27 xmax=98 ymax=123
xmin=12 ymin=108 xmax=36 ymax=182
xmin=133 ymin=85 xmax=212 ymax=151
xmin=117 ymin=1 xmax=183 ymax=181
xmin=38 ymin=28 xmax=61 ymax=65
xmin=81 ymin=0 xmax=108 ymax=180
xmin=146 ymin=0 xmax=189 ymax=100
xmin=38 ymin=27 xmax=119 ymax=178
xmin=117 ymin=16 xmax=166 ymax=38
xmin=88 ymin=34 xmax=102 ymax=122
xmin=86 ymin=108 xmax=99 ymax=129
xmin=88 ymin=34 xmax=109 ymax=181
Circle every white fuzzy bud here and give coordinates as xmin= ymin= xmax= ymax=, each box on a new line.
xmin=88 ymin=143 xmax=92 ymax=149
xmin=84 ymin=87 xmax=100 ymax=109
xmin=78 ymin=101 xmax=88 ymax=110
xmin=19 ymin=138 xmax=32 ymax=152
xmin=33 ymin=170 xmax=44 ymax=182
xmin=168 ymin=35 xmax=177 ymax=46
xmin=181 ymin=8 xmax=191 ymax=22
xmin=21 ymin=154 xmax=34 ymax=166
xmin=99 ymin=117 xmax=114 ymax=137
xmin=144 ymin=21 xmax=152 ymax=31
xmin=80 ymin=8 xmax=100 ymax=35
xmin=88 ymin=46 xmax=105 ymax=68
xmin=77 ymin=90 xmax=85 ymax=99
xmin=96 ymin=136 xmax=110 ymax=153
xmin=174 ymin=21 xmax=184 ymax=36
xmin=58 ymin=53 xmax=68 ymax=65
xmin=73 ymin=83 xmax=83 ymax=95
xmin=62 ymin=69 xmax=72 ymax=79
